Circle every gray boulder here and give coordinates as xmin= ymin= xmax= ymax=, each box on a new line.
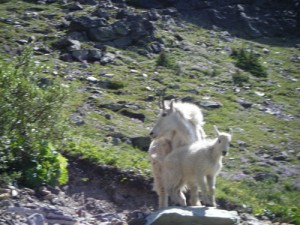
xmin=71 ymin=49 xmax=103 ymax=62
xmin=27 ymin=213 xmax=45 ymax=225
xmin=145 ymin=207 xmax=240 ymax=225
xmin=120 ymin=109 xmax=146 ymax=122
xmin=131 ymin=136 xmax=151 ymax=151
xmin=99 ymin=103 xmax=124 ymax=112
xmin=88 ymin=26 xmax=117 ymax=42
xmin=197 ymin=101 xmax=223 ymax=109
xmin=71 ymin=49 xmax=89 ymax=61
xmin=67 ymin=2 xmax=83 ymax=11
xmin=113 ymin=20 xmax=130 ymax=36
xmin=69 ymin=16 xmax=107 ymax=32
xmin=127 ymin=0 xmax=300 ymax=38
xmin=88 ymin=49 xmax=103 ymax=61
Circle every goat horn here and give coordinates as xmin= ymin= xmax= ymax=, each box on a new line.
xmin=213 ymin=125 xmax=220 ymax=136
xmin=158 ymin=94 xmax=162 ymax=109
xmin=160 ymin=87 xmax=167 ymax=110
xmin=161 ymin=95 xmax=165 ymax=110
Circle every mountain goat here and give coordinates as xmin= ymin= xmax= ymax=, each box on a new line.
xmin=149 ymin=99 xmax=206 ymax=208
xmin=161 ymin=126 xmax=232 ymax=208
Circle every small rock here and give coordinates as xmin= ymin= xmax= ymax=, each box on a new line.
xmin=131 ymin=136 xmax=151 ymax=151
xmin=100 ymin=103 xmax=124 ymax=112
xmin=11 ymin=189 xmax=18 ymax=197
xmin=100 ymin=52 xmax=115 ymax=65
xmin=130 ymin=69 xmax=139 ymax=73
xmin=146 ymin=95 xmax=155 ymax=101
xmin=254 ymin=172 xmax=279 ymax=182
xmin=262 ymin=48 xmax=270 ymax=54
xmin=105 ymin=113 xmax=112 ymax=120
xmin=27 ymin=213 xmax=45 ymax=225
xmin=38 ymin=188 xmax=51 ymax=196
xmin=197 ymin=101 xmax=223 ymax=109
xmin=86 ymin=76 xmax=99 ymax=83
xmin=43 ymin=194 xmax=56 ymax=200
xmin=120 ymin=109 xmax=145 ymax=122
xmin=254 ymin=91 xmax=265 ymax=97
xmin=273 ymin=152 xmax=288 ymax=161
xmin=103 ymin=73 xmax=114 ymax=78
xmin=68 ymin=2 xmax=83 ymax=11
xmin=0 ymin=193 xmax=10 ymax=200
xmin=0 ymin=188 xmax=11 ymax=194
xmin=237 ymin=140 xmax=248 ymax=147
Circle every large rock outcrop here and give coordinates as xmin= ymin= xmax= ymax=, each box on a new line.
xmin=126 ymin=0 xmax=300 ymax=38
xmin=145 ymin=206 xmax=240 ymax=225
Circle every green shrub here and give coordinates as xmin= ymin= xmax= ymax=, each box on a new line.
xmin=203 ymin=66 xmax=222 ymax=77
xmin=156 ymin=50 xmax=179 ymax=70
xmin=22 ymin=141 xmax=68 ymax=187
xmin=107 ymin=80 xmax=126 ymax=90
xmin=232 ymin=69 xmax=249 ymax=85
xmin=0 ymin=45 xmax=69 ymax=188
xmin=231 ymin=48 xmax=268 ymax=78
xmin=211 ymin=67 xmax=222 ymax=77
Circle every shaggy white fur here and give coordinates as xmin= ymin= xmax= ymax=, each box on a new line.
xmin=149 ymin=100 xmax=206 ymax=208
xmin=161 ymin=126 xmax=232 ymax=208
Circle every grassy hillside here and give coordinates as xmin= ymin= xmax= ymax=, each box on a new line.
xmin=0 ymin=1 xmax=299 ymax=223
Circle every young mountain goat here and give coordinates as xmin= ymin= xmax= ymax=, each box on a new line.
xmin=161 ymin=126 xmax=232 ymax=208
xmin=149 ymin=99 xmax=206 ymax=208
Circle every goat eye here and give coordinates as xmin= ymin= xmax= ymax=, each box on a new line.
xmin=162 ymin=112 xmax=167 ymax=117
xmin=218 ymin=139 xmax=221 ymax=144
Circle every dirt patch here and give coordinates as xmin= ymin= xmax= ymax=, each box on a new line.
xmin=66 ymin=157 xmax=157 ymax=213
xmin=0 ymin=157 xmax=157 ymax=224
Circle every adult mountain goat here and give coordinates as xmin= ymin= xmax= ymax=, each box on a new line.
xmin=149 ymin=99 xmax=206 ymax=208
xmin=161 ymin=126 xmax=232 ymax=208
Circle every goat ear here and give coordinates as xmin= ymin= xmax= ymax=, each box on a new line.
xmin=229 ymin=128 xmax=233 ymax=136
xmin=170 ymin=99 xmax=175 ymax=111
xmin=213 ymin=125 xmax=220 ymax=136
xmin=162 ymin=99 xmax=166 ymax=110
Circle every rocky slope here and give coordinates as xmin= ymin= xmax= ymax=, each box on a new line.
xmin=126 ymin=0 xmax=300 ymax=38
xmin=0 ymin=0 xmax=299 ymax=224
xmin=0 ymin=159 xmax=292 ymax=225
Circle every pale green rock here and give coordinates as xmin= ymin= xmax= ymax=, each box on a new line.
xmin=146 ymin=206 xmax=240 ymax=225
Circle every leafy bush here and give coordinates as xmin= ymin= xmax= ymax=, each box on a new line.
xmin=23 ymin=141 xmax=68 ymax=188
xmin=231 ymin=48 xmax=268 ymax=78
xmin=0 ymin=45 xmax=69 ymax=188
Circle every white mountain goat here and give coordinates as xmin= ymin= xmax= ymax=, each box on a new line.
xmin=149 ymin=99 xmax=206 ymax=208
xmin=161 ymin=126 xmax=232 ymax=208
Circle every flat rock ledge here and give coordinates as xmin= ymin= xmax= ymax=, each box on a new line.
xmin=145 ymin=206 xmax=240 ymax=225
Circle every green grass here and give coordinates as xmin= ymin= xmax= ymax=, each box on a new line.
xmin=64 ymin=128 xmax=150 ymax=176
xmin=217 ymin=177 xmax=300 ymax=224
